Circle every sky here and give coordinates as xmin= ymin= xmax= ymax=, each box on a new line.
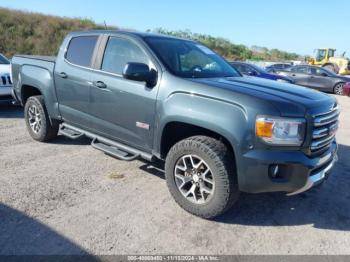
xmin=1 ymin=0 xmax=349 ymax=56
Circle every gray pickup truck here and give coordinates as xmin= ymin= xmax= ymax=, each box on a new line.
xmin=11 ymin=31 xmax=339 ymax=218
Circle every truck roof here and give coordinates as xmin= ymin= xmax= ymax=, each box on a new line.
xmin=67 ymin=30 xmax=195 ymax=42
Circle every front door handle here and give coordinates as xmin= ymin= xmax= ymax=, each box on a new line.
xmin=93 ymin=81 xmax=107 ymax=89
xmin=59 ymin=72 xmax=68 ymax=79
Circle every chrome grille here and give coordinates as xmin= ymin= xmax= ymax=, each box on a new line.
xmin=311 ymin=106 xmax=339 ymax=152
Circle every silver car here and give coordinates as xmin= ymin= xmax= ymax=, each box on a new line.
xmin=279 ymin=65 xmax=349 ymax=95
xmin=0 ymin=54 xmax=13 ymax=102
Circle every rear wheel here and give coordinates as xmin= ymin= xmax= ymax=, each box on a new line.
xmin=24 ymin=96 xmax=59 ymax=142
xmin=165 ymin=136 xmax=239 ymax=219
xmin=334 ymin=83 xmax=345 ymax=95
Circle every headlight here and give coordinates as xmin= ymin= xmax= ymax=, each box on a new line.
xmin=256 ymin=115 xmax=305 ymax=146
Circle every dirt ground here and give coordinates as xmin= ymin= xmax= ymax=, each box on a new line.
xmin=0 ymin=95 xmax=349 ymax=255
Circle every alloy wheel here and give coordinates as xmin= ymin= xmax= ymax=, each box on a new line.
xmin=28 ymin=104 xmax=42 ymax=134
xmin=335 ymin=83 xmax=344 ymax=95
xmin=174 ymin=154 xmax=215 ymax=204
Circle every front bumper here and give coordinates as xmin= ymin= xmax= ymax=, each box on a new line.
xmin=237 ymin=140 xmax=338 ymax=195
xmin=287 ymin=155 xmax=337 ymax=195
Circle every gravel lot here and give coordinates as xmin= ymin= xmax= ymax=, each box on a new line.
xmin=0 ymin=95 xmax=349 ymax=255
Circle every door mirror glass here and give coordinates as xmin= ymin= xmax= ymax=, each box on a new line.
xmin=321 ymin=72 xmax=328 ymax=77
xmin=123 ymin=63 xmax=157 ymax=87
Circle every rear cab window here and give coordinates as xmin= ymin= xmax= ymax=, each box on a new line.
xmin=65 ymin=36 xmax=98 ymax=67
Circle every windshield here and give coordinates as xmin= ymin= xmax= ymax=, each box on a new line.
xmin=144 ymin=37 xmax=241 ymax=78
xmin=0 ymin=54 xmax=10 ymax=65
xmin=321 ymin=67 xmax=337 ymax=76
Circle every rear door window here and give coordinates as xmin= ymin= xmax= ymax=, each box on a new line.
xmin=66 ymin=36 xmax=98 ymax=67
xmin=292 ymin=66 xmax=309 ymax=74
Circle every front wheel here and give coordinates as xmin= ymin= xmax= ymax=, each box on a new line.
xmin=165 ymin=136 xmax=239 ymax=219
xmin=334 ymin=83 xmax=345 ymax=95
xmin=24 ymin=95 xmax=59 ymax=142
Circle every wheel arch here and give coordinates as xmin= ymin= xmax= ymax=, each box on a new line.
xmin=159 ymin=121 xmax=237 ymax=162
xmin=18 ymin=64 xmax=61 ymax=120
xmin=21 ymin=84 xmax=42 ymax=105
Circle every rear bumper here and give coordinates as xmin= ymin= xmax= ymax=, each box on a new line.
xmin=237 ymin=140 xmax=338 ymax=195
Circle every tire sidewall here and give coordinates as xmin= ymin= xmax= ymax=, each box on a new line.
xmin=24 ymin=96 xmax=49 ymax=141
xmin=165 ymin=138 xmax=237 ymax=218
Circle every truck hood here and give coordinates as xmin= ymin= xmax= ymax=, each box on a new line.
xmin=190 ymin=76 xmax=335 ymax=117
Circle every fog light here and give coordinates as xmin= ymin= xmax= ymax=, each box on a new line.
xmin=269 ymin=165 xmax=279 ymax=178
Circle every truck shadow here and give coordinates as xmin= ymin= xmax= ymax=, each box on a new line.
xmin=140 ymin=144 xmax=350 ymax=231
xmin=0 ymin=103 xmax=23 ymax=118
xmin=0 ymin=203 xmax=96 ymax=257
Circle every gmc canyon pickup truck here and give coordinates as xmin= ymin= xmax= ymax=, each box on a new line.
xmin=12 ymin=31 xmax=339 ymax=219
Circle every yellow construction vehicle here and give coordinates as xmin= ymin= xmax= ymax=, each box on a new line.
xmin=308 ymin=48 xmax=350 ymax=75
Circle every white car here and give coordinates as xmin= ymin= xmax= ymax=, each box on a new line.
xmin=0 ymin=54 xmax=14 ymax=102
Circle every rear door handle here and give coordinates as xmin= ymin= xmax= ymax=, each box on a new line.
xmin=58 ymin=72 xmax=68 ymax=79
xmin=93 ymin=81 xmax=107 ymax=89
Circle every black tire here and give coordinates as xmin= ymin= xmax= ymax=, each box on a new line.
xmin=334 ymin=82 xmax=345 ymax=95
xmin=165 ymin=136 xmax=239 ymax=219
xmin=24 ymin=95 xmax=59 ymax=142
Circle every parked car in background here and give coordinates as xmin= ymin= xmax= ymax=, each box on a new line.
xmin=279 ymin=65 xmax=349 ymax=95
xmin=0 ymin=54 xmax=14 ymax=102
xmin=265 ymin=63 xmax=293 ymax=73
xmin=344 ymin=82 xmax=350 ymax=96
xmin=229 ymin=61 xmax=294 ymax=83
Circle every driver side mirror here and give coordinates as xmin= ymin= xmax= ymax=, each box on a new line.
xmin=123 ymin=63 xmax=158 ymax=87
xmin=321 ymin=73 xmax=329 ymax=77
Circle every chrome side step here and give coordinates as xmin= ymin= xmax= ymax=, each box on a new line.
xmin=59 ymin=126 xmax=84 ymax=139
xmin=91 ymin=138 xmax=139 ymax=161
xmin=59 ymin=123 xmax=153 ymax=162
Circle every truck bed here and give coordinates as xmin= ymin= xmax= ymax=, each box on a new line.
xmin=11 ymin=55 xmax=57 ymax=89
xmin=11 ymin=54 xmax=58 ymax=109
